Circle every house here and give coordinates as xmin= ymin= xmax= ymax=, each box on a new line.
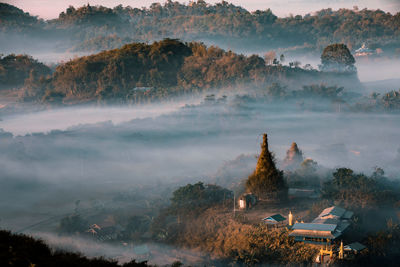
xmin=344 ymin=242 xmax=367 ymax=254
xmin=354 ymin=44 xmax=375 ymax=57
xmin=262 ymin=214 xmax=286 ymax=225
xmin=238 ymin=193 xmax=258 ymax=210
xmin=289 ymin=206 xmax=353 ymax=244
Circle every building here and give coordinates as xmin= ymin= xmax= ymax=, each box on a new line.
xmin=289 ymin=206 xmax=353 ymax=244
xmin=354 ymin=44 xmax=375 ymax=57
xmin=344 ymin=242 xmax=367 ymax=254
xmin=262 ymin=214 xmax=286 ymax=225
xmin=238 ymin=193 xmax=258 ymax=210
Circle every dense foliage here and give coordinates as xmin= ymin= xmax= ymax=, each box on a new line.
xmin=353 ymin=90 xmax=400 ymax=112
xmin=170 ymin=182 xmax=232 ymax=212
xmin=0 ymin=54 xmax=51 ymax=89
xmin=0 ymin=230 xmax=149 ymax=267
xmin=2 ymin=2 xmax=400 ymax=54
xmin=0 ymin=3 xmax=44 ymax=32
xmin=155 ymin=207 xmax=318 ymax=265
xmin=320 ymin=43 xmax=356 ymax=72
xmin=21 ymin=39 xmax=358 ymax=104
xmin=322 ymin=168 xmax=397 ymax=208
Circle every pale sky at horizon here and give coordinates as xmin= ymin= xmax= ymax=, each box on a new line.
xmin=2 ymin=0 xmax=400 ymax=19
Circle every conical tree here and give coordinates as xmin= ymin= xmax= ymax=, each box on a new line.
xmin=246 ymin=134 xmax=287 ymax=198
xmin=282 ymin=142 xmax=304 ymax=170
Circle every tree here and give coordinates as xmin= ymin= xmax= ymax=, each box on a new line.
xmin=246 ymin=134 xmax=287 ymax=199
xmin=320 ymin=43 xmax=356 ymax=73
xmin=264 ymin=51 xmax=276 ymax=65
xmin=170 ymin=182 xmax=232 ymax=212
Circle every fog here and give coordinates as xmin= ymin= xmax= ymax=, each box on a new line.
xmin=29 ymin=232 xmax=208 ymax=266
xmin=1 ymin=88 xmax=400 ymax=263
xmin=1 ymin=101 xmax=200 ymax=136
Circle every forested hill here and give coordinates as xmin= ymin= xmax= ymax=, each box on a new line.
xmin=21 ymin=39 xmax=360 ymax=104
xmin=1 ymin=1 xmax=400 ymax=54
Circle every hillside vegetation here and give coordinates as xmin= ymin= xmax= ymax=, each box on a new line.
xmin=19 ymin=39 xmax=360 ymax=104
xmin=1 ymin=1 xmax=400 ymax=54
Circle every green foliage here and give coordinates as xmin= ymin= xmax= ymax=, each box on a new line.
xmin=294 ymin=84 xmax=344 ymax=99
xmin=246 ymin=134 xmax=287 ymax=198
xmin=123 ymin=215 xmax=151 ymax=239
xmin=0 ymin=54 xmax=51 ymax=89
xmin=47 ymin=39 xmax=191 ymax=101
xmin=28 ymin=40 xmax=324 ymax=104
xmin=3 ymin=2 xmax=400 ymax=54
xmin=322 ymin=168 xmax=397 ymax=208
xmin=171 ymin=182 xmax=232 ymax=211
xmin=320 ymin=43 xmax=356 ymax=72
xmin=353 ymin=90 xmax=400 ymax=112
xmin=0 ymin=3 xmax=43 ymax=32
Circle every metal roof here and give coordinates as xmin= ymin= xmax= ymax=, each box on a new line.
xmin=290 ymin=231 xmax=336 ymax=239
xmin=343 ymin=211 xmax=354 ymax=219
xmin=292 ymin=223 xmax=337 ymax=232
xmin=262 ymin=214 xmax=286 ymax=222
xmin=319 ymin=206 xmax=346 ymax=218
xmin=344 ymin=242 xmax=367 ymax=252
xmin=312 ymin=217 xmax=340 ymax=225
xmin=336 ymin=221 xmax=350 ymax=233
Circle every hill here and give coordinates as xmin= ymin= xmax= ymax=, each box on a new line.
xmin=1 ymin=1 xmax=400 ymax=55
xmin=19 ymin=39 xmax=361 ymax=104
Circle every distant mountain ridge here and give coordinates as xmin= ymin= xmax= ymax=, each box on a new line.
xmin=1 ymin=1 xmax=400 ymax=54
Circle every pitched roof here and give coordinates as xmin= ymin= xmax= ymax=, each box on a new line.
xmin=344 ymin=242 xmax=367 ymax=252
xmin=319 ymin=206 xmax=346 ymax=218
xmin=292 ymin=223 xmax=337 ymax=232
xmin=290 ymin=206 xmax=353 ymax=242
xmin=290 ymin=231 xmax=338 ymax=239
xmin=262 ymin=214 xmax=286 ymax=222
xmin=343 ymin=210 xmax=354 ymax=219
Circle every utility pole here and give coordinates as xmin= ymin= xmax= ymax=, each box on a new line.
xmin=233 ymin=195 xmax=236 ymax=217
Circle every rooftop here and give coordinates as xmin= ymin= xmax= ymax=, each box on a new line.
xmin=262 ymin=214 xmax=286 ymax=223
xmin=290 ymin=206 xmax=353 ymax=241
xmin=344 ymin=242 xmax=367 ymax=252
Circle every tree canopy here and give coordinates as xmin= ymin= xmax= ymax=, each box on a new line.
xmin=2 ymin=2 xmax=400 ymax=54
xmin=320 ymin=43 xmax=356 ymax=72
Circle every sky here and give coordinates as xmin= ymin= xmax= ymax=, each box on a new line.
xmin=3 ymin=0 xmax=400 ymax=19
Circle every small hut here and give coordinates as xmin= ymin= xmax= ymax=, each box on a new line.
xmin=238 ymin=193 xmax=258 ymax=210
xmin=262 ymin=214 xmax=286 ymax=226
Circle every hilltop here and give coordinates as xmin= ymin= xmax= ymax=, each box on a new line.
xmin=1 ymin=1 xmax=400 ymax=55
xmin=13 ymin=39 xmax=360 ymax=104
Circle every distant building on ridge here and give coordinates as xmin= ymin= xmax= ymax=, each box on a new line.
xmin=354 ymin=43 xmax=375 ymax=57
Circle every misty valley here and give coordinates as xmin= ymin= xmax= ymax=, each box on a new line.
xmin=1 ymin=1 xmax=400 ymax=267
